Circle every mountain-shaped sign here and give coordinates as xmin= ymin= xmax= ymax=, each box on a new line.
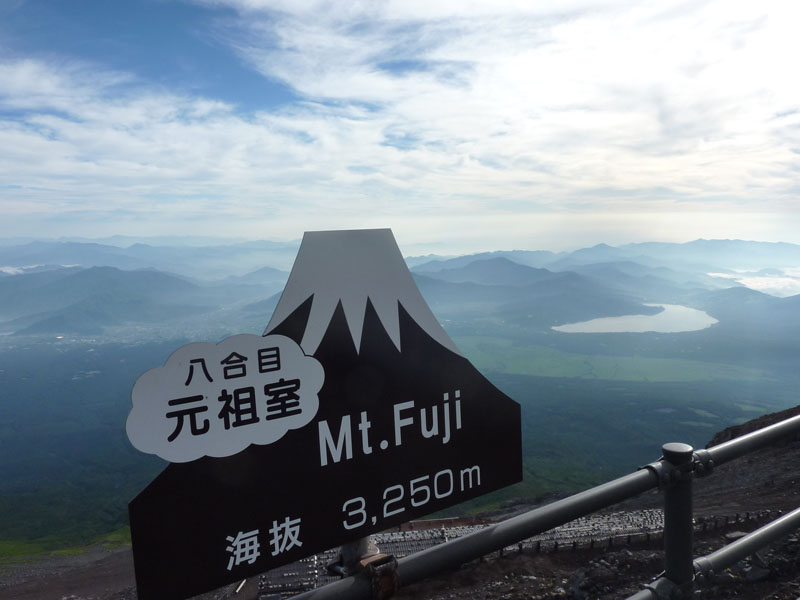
xmin=128 ymin=228 xmax=521 ymax=600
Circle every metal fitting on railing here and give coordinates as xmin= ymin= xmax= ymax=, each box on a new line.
xmin=641 ymin=446 xmax=715 ymax=491
xmin=360 ymin=554 xmax=398 ymax=600
xmin=692 ymin=449 xmax=714 ymax=478
xmin=640 ymin=443 xmax=696 ymax=490
xmin=638 ymin=457 xmax=671 ymax=489
xmin=645 ymin=575 xmax=682 ymax=600
xmin=692 ymin=556 xmax=714 ymax=587
xmin=662 ymin=443 xmax=695 ymax=484
xmin=628 ymin=575 xmax=683 ymax=600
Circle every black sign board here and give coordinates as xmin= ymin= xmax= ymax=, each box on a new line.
xmin=127 ymin=229 xmax=521 ymax=600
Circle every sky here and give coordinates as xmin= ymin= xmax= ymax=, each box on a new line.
xmin=1 ymin=0 xmax=799 ymax=254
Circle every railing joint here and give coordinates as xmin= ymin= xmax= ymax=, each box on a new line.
xmin=639 ymin=450 xmax=696 ymax=492
xmin=639 ymin=460 xmax=672 ymax=490
xmin=642 ymin=575 xmax=687 ymax=599
xmin=693 ymin=556 xmax=714 ymax=587
xmin=692 ymin=448 xmax=715 ymax=478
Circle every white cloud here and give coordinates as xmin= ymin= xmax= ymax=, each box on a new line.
xmin=198 ymin=0 xmax=800 ymax=205
xmin=736 ymin=276 xmax=800 ymax=298
xmin=1 ymin=0 xmax=800 ymax=248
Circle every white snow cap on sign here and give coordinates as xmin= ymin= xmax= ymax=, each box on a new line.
xmin=265 ymin=228 xmax=461 ymax=356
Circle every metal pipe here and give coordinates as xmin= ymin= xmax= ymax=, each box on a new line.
xmin=626 ymin=590 xmax=656 ymax=600
xmin=694 ymin=504 xmax=800 ymax=583
xmin=289 ymin=468 xmax=661 ymax=600
xmin=625 ymin=576 xmax=678 ymax=600
xmin=707 ymin=414 xmax=800 ymax=466
xmin=400 ymin=468 xmax=658 ymax=584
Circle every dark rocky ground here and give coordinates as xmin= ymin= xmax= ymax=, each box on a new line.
xmin=2 ymin=406 xmax=799 ymax=600
xmin=396 ymin=524 xmax=800 ymax=599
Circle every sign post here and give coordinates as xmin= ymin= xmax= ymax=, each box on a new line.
xmin=127 ymin=228 xmax=522 ymax=600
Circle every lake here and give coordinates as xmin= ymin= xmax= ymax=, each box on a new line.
xmin=552 ymin=304 xmax=718 ymax=334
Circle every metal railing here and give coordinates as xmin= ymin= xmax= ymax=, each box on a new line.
xmin=288 ymin=413 xmax=800 ymax=600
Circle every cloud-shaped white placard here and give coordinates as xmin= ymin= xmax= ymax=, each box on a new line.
xmin=126 ymin=334 xmax=324 ymax=463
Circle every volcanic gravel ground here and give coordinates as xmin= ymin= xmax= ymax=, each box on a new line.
xmin=0 ymin=548 xmax=258 ymax=600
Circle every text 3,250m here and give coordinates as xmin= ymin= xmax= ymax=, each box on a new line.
xmin=341 ymin=465 xmax=481 ymax=530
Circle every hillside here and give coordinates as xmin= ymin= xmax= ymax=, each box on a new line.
xmin=0 ymin=239 xmax=301 ymax=279
xmin=414 ymin=270 xmax=662 ymax=329
xmin=0 ymin=265 xmax=283 ymax=336
xmin=415 ymin=257 xmax=560 ymax=287
xmin=0 ymin=266 xmax=198 ymax=321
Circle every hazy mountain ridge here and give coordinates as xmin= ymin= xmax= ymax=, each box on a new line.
xmin=0 ymin=266 xmax=197 ymax=319
xmin=3 ymin=237 xmax=800 ymax=339
xmin=411 ymin=238 xmax=800 ymax=278
xmin=413 ymin=270 xmax=662 ymax=329
xmin=415 ymin=257 xmax=561 ymax=287
xmin=0 ymin=265 xmax=282 ymax=336
xmin=411 ymin=250 xmax=560 ymax=272
xmin=623 ymin=239 xmax=800 ymax=269
xmin=0 ymin=239 xmax=301 ymax=279
xmin=10 ymin=293 xmax=216 ymax=336
xmin=691 ymin=287 xmax=800 ymax=340
xmin=3 ymin=236 xmax=797 ymax=289
xmin=220 ymin=265 xmax=289 ymax=285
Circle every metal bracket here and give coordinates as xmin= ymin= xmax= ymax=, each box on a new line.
xmin=325 ymin=538 xmax=397 ymax=600
xmin=692 ymin=449 xmax=715 ymax=478
xmin=639 ymin=459 xmax=672 ymax=490
xmin=693 ymin=557 xmax=714 ymax=587
xmin=643 ymin=575 xmax=688 ymax=600
xmin=640 ymin=447 xmax=715 ymax=491
xmin=359 ymin=554 xmax=398 ymax=600
xmin=640 ymin=443 xmax=699 ymax=491
xmin=326 ymin=537 xmax=381 ymax=577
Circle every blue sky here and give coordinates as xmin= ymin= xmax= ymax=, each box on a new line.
xmin=1 ymin=0 xmax=798 ymax=253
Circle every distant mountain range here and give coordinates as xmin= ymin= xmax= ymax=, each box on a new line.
xmin=414 ymin=257 xmax=560 ymax=287
xmin=1 ymin=237 xmax=799 ymax=338
xmin=410 ymin=239 xmax=800 ymax=273
xmin=0 ymin=239 xmax=300 ymax=279
xmin=0 ymin=264 xmax=288 ymax=336
xmin=412 ymin=263 xmax=663 ymax=329
xmin=3 ymin=236 xmax=799 ymax=280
